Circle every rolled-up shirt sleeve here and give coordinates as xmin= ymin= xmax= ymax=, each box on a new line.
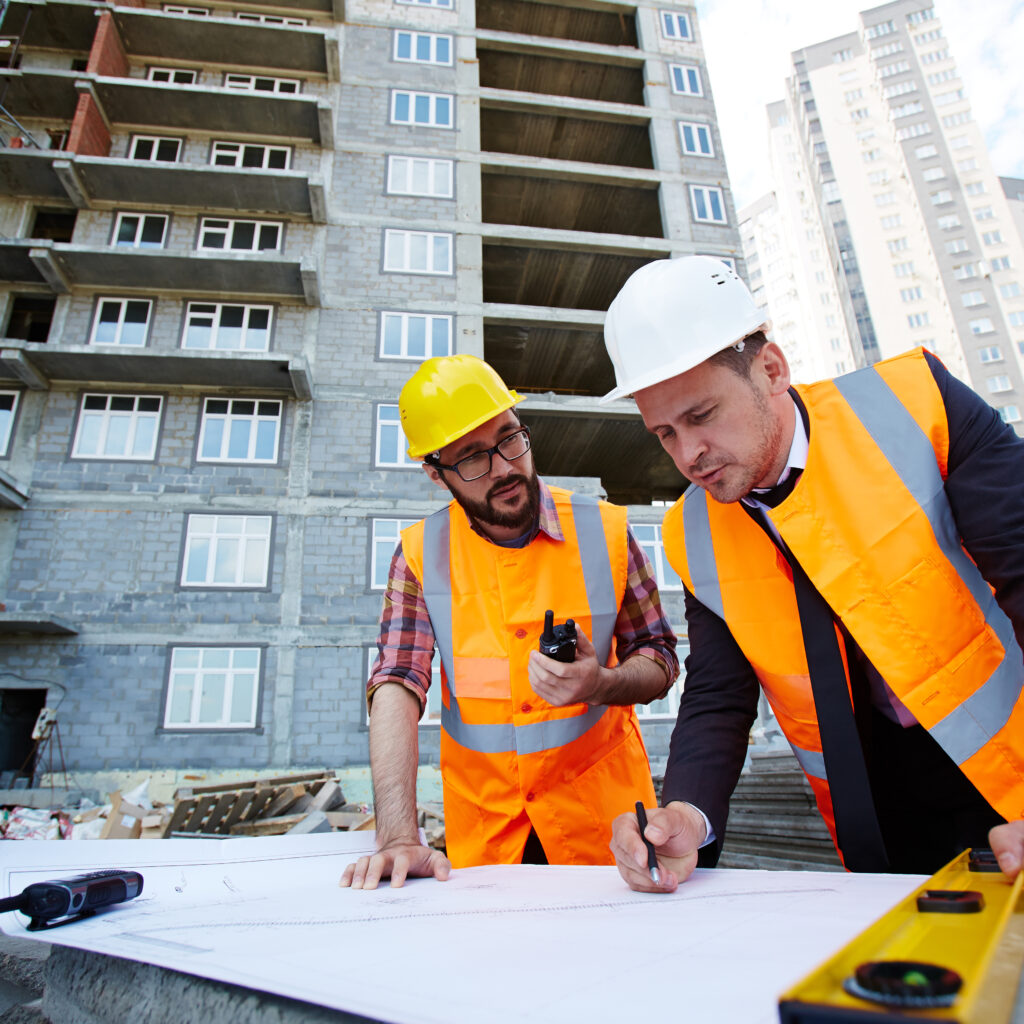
xmin=613 ymin=528 xmax=680 ymax=698
xmin=366 ymin=542 xmax=436 ymax=715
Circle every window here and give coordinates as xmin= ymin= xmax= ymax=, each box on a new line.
xmin=914 ymin=28 xmax=943 ymax=43
xmin=862 ymin=148 xmax=881 ymax=162
xmin=907 ymin=312 xmax=930 ymax=327
xmin=929 ymin=190 xmax=953 ymax=205
xmin=921 ymin=48 xmax=950 ymax=64
xmin=907 ymin=8 xmax=935 ymax=24
xmin=129 ymin=135 xmax=181 ymax=162
xmin=383 ymin=229 xmax=453 ymax=274
xmin=90 ymin=298 xmax=152 ymax=347
xmin=148 ymin=67 xmax=197 ymax=84
xmin=896 ymin=122 xmax=931 ymax=140
xmin=914 ymin=144 xmax=938 ymax=159
xmin=375 ymin=404 xmax=419 ymax=467
xmin=669 ymin=64 xmax=702 ymax=96
xmin=955 ymin=157 xmax=978 ymax=172
xmin=900 ymin=286 xmax=923 ymax=302
xmin=921 ymin=166 xmax=945 ymax=182
xmin=678 ymin=121 xmax=713 ymax=156
xmin=163 ymin=4 xmax=209 ymax=13
xmin=393 ymin=30 xmax=452 ymax=65
xmin=961 ymin=290 xmax=985 ymax=307
xmin=887 ymin=237 xmax=909 ymax=253
xmin=380 ymin=312 xmax=453 ymax=359
xmin=164 ymin=647 xmax=261 ymax=729
xmin=964 ymin=182 xmax=986 ymax=197
xmin=850 ymin=108 xmax=869 ymax=121
xmin=395 ymin=0 xmax=453 ymax=8
xmin=182 ymin=302 xmax=272 ymax=350
xmin=660 ymin=11 xmax=692 ymax=39
xmin=390 ymin=90 xmax=453 ymax=128
xmin=1011 ymin=312 xmax=1024 ymax=327
xmin=999 ymin=405 xmax=1021 ymax=424
xmin=874 ymin=192 xmax=896 ymax=206
xmin=982 ymin=231 xmax=1003 ymax=246
xmin=371 ymin=518 xmax=419 ymax=588
xmin=386 ymin=156 xmax=454 ymax=198
xmin=224 ymin=74 xmax=300 ymax=94
xmin=844 ymin=89 xmax=864 ymax=103
xmin=211 ymin=140 xmax=290 ymax=170
xmin=987 ymin=375 xmax=1013 ymax=394
xmin=872 ymin=42 xmax=904 ymax=58
xmin=235 ymin=11 xmax=307 ymax=24
xmin=991 ymin=256 xmax=1012 ymax=271
xmin=868 ymin=170 xmax=891 ymax=186
xmin=893 ymin=261 xmax=915 ymax=276
xmin=891 ymin=101 xmax=924 ymax=119
xmin=882 ymin=80 xmax=916 ymax=99
xmin=0 ymin=391 xmax=19 ymax=457
xmin=880 ymin=214 xmax=902 ymax=229
xmin=834 ymin=48 xmax=854 ymax=62
xmin=953 ymin=263 xmax=977 ymax=280
xmin=198 ymin=217 xmax=282 ymax=253
xmin=1001 ymin=282 xmax=1022 ymax=299
xmin=969 ymin=317 xmax=995 ymax=334
xmin=689 ymin=185 xmax=727 ymax=224
xmin=950 ymin=134 xmax=970 ymax=150
xmin=181 ymin=514 xmax=272 ymax=588
xmin=197 ymin=398 xmax=282 ymax=463
xmin=866 ymin=19 xmax=895 ymax=38
xmin=112 ymin=212 xmax=168 ymax=249
xmin=72 ymin=393 xmax=162 ymax=460
xmin=631 ymin=523 xmax=682 ymax=591
xmin=942 ymin=112 xmax=970 ymax=128
xmin=974 ymin=206 xmax=995 ymax=222
xmin=878 ymin=60 xmax=910 ymax=78
xmin=979 ymin=345 xmax=1003 ymax=363
xmin=937 ymin=214 xmax=961 ymax=230
xmin=935 ymin=89 xmax=965 ymax=107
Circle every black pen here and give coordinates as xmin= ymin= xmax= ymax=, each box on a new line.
xmin=634 ymin=800 xmax=661 ymax=886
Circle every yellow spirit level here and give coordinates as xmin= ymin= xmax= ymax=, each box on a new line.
xmin=778 ymin=849 xmax=1024 ymax=1023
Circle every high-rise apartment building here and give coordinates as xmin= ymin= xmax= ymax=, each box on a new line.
xmin=745 ymin=0 xmax=1024 ymax=430
xmin=0 ymin=0 xmax=740 ymax=787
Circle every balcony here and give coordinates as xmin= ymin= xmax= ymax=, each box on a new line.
xmin=0 ymin=339 xmax=313 ymax=399
xmin=475 ymin=0 xmax=638 ymax=48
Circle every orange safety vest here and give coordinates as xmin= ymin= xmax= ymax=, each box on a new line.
xmin=662 ymin=348 xmax=1024 ymax=859
xmin=402 ymin=486 xmax=656 ymax=868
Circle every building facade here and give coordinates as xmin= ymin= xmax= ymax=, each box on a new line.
xmin=0 ymin=0 xmax=740 ymax=788
xmin=744 ymin=0 xmax=1024 ymax=427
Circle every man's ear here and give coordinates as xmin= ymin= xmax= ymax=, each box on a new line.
xmin=424 ymin=463 xmax=450 ymax=491
xmin=760 ymin=341 xmax=792 ymax=397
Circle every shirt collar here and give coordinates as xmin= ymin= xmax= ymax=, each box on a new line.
xmin=743 ymin=394 xmax=808 ymax=505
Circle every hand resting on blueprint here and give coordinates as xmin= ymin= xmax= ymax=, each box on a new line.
xmin=340 ymin=842 xmax=451 ymax=890
xmin=990 ymin=819 xmax=1024 ymax=880
xmin=610 ymin=800 xmax=705 ymax=893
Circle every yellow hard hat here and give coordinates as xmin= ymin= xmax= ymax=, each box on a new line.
xmin=399 ymin=354 xmax=524 ymax=459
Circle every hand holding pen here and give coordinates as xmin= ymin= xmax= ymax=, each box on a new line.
xmin=609 ymin=801 xmax=706 ymax=893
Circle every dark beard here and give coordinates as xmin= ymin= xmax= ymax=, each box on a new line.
xmin=451 ymin=471 xmax=541 ymax=534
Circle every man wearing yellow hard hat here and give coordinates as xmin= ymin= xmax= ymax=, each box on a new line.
xmin=597 ymin=256 xmax=1024 ymax=892
xmin=341 ymin=353 xmax=678 ymax=888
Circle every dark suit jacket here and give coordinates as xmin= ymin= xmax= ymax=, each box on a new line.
xmin=662 ymin=352 xmax=1024 ymax=866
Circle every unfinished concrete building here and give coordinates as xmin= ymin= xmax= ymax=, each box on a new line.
xmin=0 ymin=0 xmax=741 ymax=787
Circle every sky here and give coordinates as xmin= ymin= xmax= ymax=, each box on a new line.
xmin=695 ymin=0 xmax=1024 ymax=211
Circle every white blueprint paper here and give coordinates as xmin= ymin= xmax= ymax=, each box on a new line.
xmin=0 ymin=833 xmax=923 ymax=1024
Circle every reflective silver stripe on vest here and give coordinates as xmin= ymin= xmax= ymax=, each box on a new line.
xmin=421 ymin=498 xmax=615 ymax=755
xmin=682 ymin=486 xmax=725 ymax=619
xmin=788 ymin=742 xmax=827 ymax=781
xmin=834 ymin=365 xmax=1024 ymax=766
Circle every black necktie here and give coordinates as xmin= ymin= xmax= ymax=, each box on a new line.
xmin=754 ymin=468 xmax=801 ymax=508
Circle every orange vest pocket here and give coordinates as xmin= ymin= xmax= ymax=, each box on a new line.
xmin=452 ymin=656 xmax=512 ymax=700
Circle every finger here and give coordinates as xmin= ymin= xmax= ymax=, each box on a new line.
xmin=362 ymin=853 xmax=388 ymax=891
xmin=347 ymin=855 xmax=371 ymax=890
xmin=431 ymin=852 xmax=452 ymax=881
xmin=390 ymin=852 xmax=410 ymax=888
xmin=574 ymin=628 xmax=595 ymax=657
xmin=990 ymin=823 xmax=1024 ymax=879
xmin=339 ymin=862 xmax=356 ymax=887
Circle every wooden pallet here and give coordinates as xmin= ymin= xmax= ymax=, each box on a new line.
xmin=161 ymin=771 xmax=340 ymax=837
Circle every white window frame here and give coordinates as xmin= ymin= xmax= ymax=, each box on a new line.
xmin=987 ymin=375 xmax=1013 ymax=394
xmin=162 ymin=4 xmax=209 ymax=14
xmin=1001 ymin=283 xmax=1022 ymax=300
xmin=678 ymin=121 xmax=713 ymax=157
xmin=371 ymin=517 xmax=419 ymax=589
xmin=982 ymin=231 xmax=1004 ymax=246
xmin=182 ymin=302 xmax=273 ymax=351
xmin=969 ymin=317 xmax=995 ymax=335
xmin=999 ymin=405 xmax=1021 ymax=424
xmin=961 ymin=290 xmax=986 ymax=308
xmin=181 ymin=513 xmax=272 ymax=588
xmin=164 ymin=646 xmax=261 ymax=730
xmin=235 ymin=11 xmax=308 ymax=24
xmin=224 ymin=73 xmax=301 ymax=94
xmin=211 ymin=140 xmax=291 ymax=170
xmin=379 ymin=311 xmax=453 ymax=360
xmin=660 ymin=10 xmax=692 ymax=40
xmin=390 ymin=90 xmax=454 ymax=128
xmin=393 ymin=30 xmax=453 ymax=66
xmin=197 ymin=397 xmax=283 ymax=463
xmin=669 ymin=63 xmax=702 ymax=96
xmin=375 ymin=403 xmax=419 ymax=468
xmin=386 ymin=155 xmax=454 ymax=198
xmin=979 ymin=345 xmax=1003 ymax=363
xmin=631 ymin=523 xmax=682 ymax=591
xmin=112 ymin=212 xmax=168 ymax=249
xmin=0 ymin=390 xmax=19 ymax=458
xmin=128 ymin=134 xmax=182 ymax=163
xmin=89 ymin=298 xmax=153 ymax=347
xmin=395 ymin=0 xmax=452 ymax=8
xmin=689 ymin=184 xmax=727 ymax=224
xmin=383 ymin=228 xmax=453 ymax=275
xmin=147 ymin=67 xmax=198 ymax=84
xmin=71 ymin=393 xmax=162 ymax=461
xmin=197 ymin=216 xmax=283 ymax=253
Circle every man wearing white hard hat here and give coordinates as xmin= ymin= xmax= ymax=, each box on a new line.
xmin=341 ymin=354 xmax=679 ymax=889
xmin=603 ymin=255 xmax=1024 ymax=889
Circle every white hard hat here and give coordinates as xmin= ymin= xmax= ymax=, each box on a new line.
xmin=599 ymin=256 xmax=769 ymax=403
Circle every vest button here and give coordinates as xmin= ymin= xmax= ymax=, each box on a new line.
xmin=514 ymin=628 xmax=527 ymax=639
xmin=520 ymin=702 xmax=532 ymax=714
xmin=525 ymin=792 xmax=535 ymax=802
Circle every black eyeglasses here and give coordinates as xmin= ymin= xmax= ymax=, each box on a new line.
xmin=427 ymin=427 xmax=531 ymax=482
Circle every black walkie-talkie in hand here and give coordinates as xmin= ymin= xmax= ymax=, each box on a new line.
xmin=539 ymin=609 xmax=577 ymax=663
